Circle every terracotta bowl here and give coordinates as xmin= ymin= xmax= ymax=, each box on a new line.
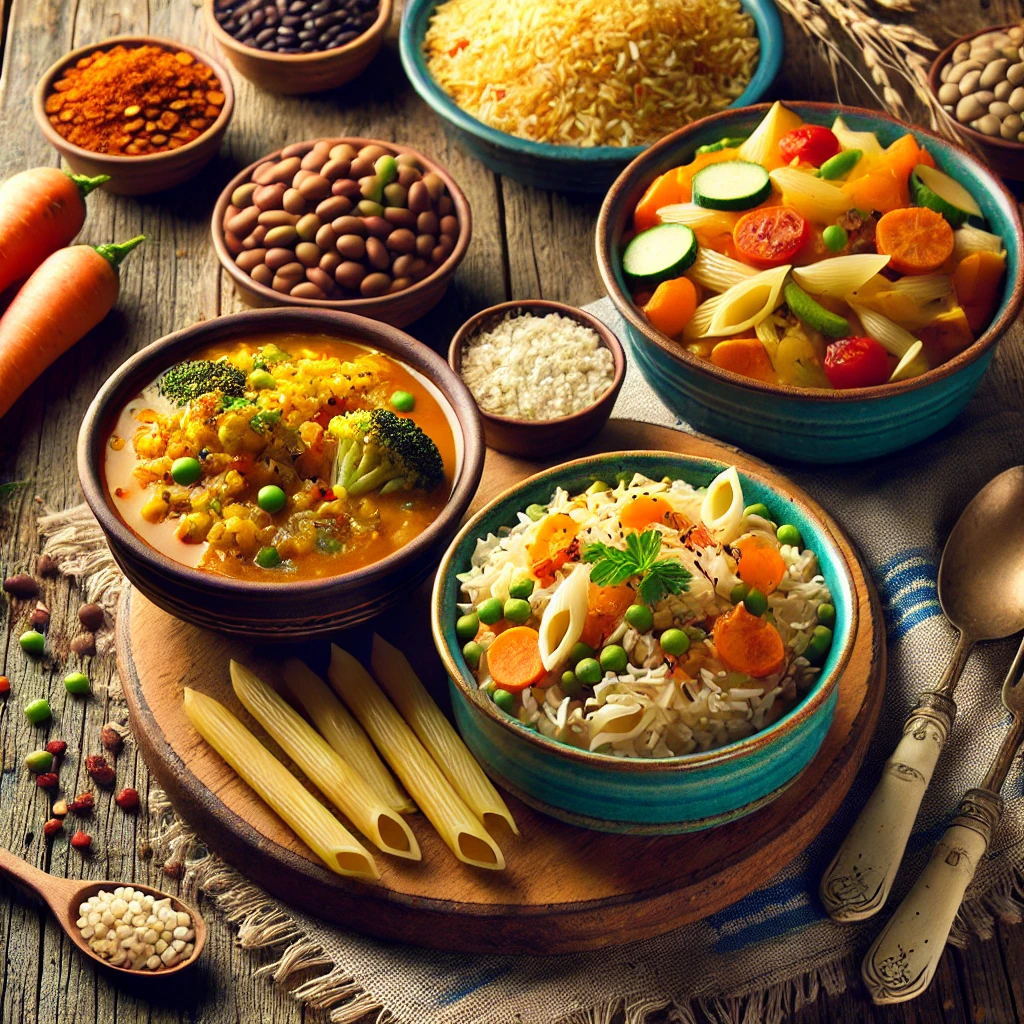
xmin=447 ymin=300 xmax=626 ymax=457
xmin=33 ymin=36 xmax=234 ymax=197
xmin=212 ymin=137 xmax=472 ymax=329
xmin=203 ymin=0 xmax=391 ymax=94
xmin=928 ymin=24 xmax=1024 ymax=182
xmin=77 ymin=307 xmax=484 ymax=642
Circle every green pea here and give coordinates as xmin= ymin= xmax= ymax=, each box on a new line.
xmin=575 ymin=658 xmax=602 ymax=685
xmin=625 ymin=603 xmax=653 ymax=632
xmin=249 ymin=369 xmax=276 ymax=390
xmin=492 ymin=688 xmax=516 ymax=714
xmin=776 ymin=524 xmax=802 ymax=548
xmin=171 ymin=456 xmax=202 ymax=486
xmin=477 ymin=597 xmax=503 ymax=625
xmin=586 ymin=480 xmax=610 ymax=495
xmin=660 ymin=628 xmax=690 ymax=657
xmin=822 ymin=224 xmax=849 ymax=252
xmin=743 ymin=587 xmax=768 ymax=617
xmin=730 ymin=582 xmax=750 ymax=605
xmin=456 ymin=612 xmax=479 ymax=643
xmin=19 ymin=630 xmax=44 ymax=656
xmin=817 ymin=603 xmax=836 ymax=629
xmin=569 ymin=642 xmax=594 ymax=667
xmin=462 ymin=641 xmax=483 ymax=670
xmin=24 ymin=698 xmax=51 ymax=725
xmin=257 ymin=484 xmax=287 ymax=514
xmin=805 ymin=625 xmax=833 ymax=664
xmin=525 ymin=504 xmax=547 ymax=522
xmin=64 ymin=672 xmax=90 ymax=695
xmin=743 ymin=502 xmax=772 ymax=521
xmin=255 ymin=545 xmax=281 ymax=568
xmin=391 ymin=390 xmax=415 ymax=413
xmin=504 ymin=598 xmax=531 ymax=624
xmin=508 ymin=577 xmax=535 ymax=600
xmin=374 ymin=155 xmax=398 ymax=185
xmin=25 ymin=749 xmax=54 ymax=773
xmin=560 ymin=671 xmax=583 ymax=698
xmin=599 ymin=645 xmax=628 ymax=674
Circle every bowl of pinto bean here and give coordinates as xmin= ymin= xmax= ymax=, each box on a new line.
xmin=211 ymin=137 xmax=472 ymax=328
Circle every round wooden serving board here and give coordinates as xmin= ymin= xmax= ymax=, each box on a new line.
xmin=117 ymin=420 xmax=886 ymax=955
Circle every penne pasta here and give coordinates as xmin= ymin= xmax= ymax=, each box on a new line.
xmin=656 ymin=202 xmax=739 ymax=236
xmin=888 ymin=273 xmax=952 ymax=304
xmin=282 ymin=658 xmax=415 ymax=814
xmin=182 ymin=687 xmax=379 ymax=881
xmin=370 ymin=635 xmax=518 ymax=836
xmin=848 ymin=301 xmax=918 ymax=357
xmin=705 ymin=265 xmax=790 ymax=337
xmin=953 ymin=225 xmax=1005 ymax=263
xmin=686 ymin=248 xmax=758 ymax=293
xmin=768 ymin=167 xmax=854 ymax=223
xmin=791 ymin=254 xmax=890 ymax=298
xmin=682 ymin=294 xmax=722 ymax=340
xmin=328 ymin=644 xmax=506 ymax=871
xmin=230 ymin=661 xmax=421 ymax=861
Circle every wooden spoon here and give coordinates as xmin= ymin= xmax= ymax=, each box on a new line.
xmin=0 ymin=845 xmax=206 ymax=975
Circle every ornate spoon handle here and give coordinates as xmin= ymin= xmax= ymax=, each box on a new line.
xmin=861 ymin=789 xmax=1001 ymax=1005
xmin=819 ymin=689 xmax=957 ymax=922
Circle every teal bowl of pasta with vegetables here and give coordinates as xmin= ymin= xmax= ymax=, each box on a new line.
xmin=431 ymin=451 xmax=857 ymax=834
xmin=596 ymin=101 xmax=1024 ymax=463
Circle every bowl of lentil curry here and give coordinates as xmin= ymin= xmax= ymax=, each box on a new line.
xmin=77 ymin=306 xmax=484 ymax=641
xmin=34 ymin=36 xmax=234 ymax=196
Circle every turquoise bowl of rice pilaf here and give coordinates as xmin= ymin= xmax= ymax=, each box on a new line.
xmin=431 ymin=451 xmax=857 ymax=834
xmin=399 ymin=0 xmax=784 ymax=193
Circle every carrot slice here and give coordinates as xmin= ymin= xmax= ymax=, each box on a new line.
xmin=528 ymin=512 xmax=578 ymax=581
xmin=619 ymin=494 xmax=675 ymax=531
xmin=633 ymin=171 xmax=684 ymax=233
xmin=875 ymin=207 xmax=954 ymax=275
xmin=580 ymin=582 xmax=635 ymax=648
xmin=709 ymin=337 xmax=778 ymax=384
xmin=734 ymin=535 xmax=787 ymax=595
xmin=713 ymin=605 xmax=786 ymax=678
xmin=487 ymin=627 xmax=546 ymax=692
xmin=643 ymin=276 xmax=698 ymax=337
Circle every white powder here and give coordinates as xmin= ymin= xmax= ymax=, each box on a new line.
xmin=459 ymin=311 xmax=615 ymax=420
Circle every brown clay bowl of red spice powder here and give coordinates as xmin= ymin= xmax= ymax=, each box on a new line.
xmin=33 ymin=36 xmax=235 ymax=196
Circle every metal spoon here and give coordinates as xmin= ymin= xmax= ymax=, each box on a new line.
xmin=820 ymin=465 xmax=1024 ymax=922
xmin=862 ymin=634 xmax=1024 ymax=1003
xmin=0 ymin=845 xmax=205 ymax=976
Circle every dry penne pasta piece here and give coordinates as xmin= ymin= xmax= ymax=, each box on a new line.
xmin=847 ymin=301 xmax=919 ymax=357
xmin=705 ymin=265 xmax=789 ymax=337
xmin=370 ymin=635 xmax=518 ymax=836
xmin=182 ymin=687 xmax=379 ymax=881
xmin=791 ymin=254 xmax=890 ymax=298
xmin=768 ymin=167 xmax=855 ymax=223
xmin=686 ymin=247 xmax=758 ymax=293
xmin=282 ymin=658 xmax=415 ymax=814
xmin=329 ymin=644 xmax=506 ymax=871
xmin=230 ymin=661 xmax=421 ymax=861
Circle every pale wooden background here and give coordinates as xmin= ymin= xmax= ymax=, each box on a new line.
xmin=2 ymin=0 xmax=1024 ymax=1021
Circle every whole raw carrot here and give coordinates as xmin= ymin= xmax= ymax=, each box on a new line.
xmin=0 ymin=168 xmax=109 ymax=294
xmin=0 ymin=235 xmax=143 ymax=419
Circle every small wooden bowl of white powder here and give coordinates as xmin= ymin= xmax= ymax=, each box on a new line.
xmin=449 ymin=300 xmax=625 ymax=456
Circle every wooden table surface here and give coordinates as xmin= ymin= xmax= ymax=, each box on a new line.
xmin=2 ymin=1 xmax=1024 ymax=1022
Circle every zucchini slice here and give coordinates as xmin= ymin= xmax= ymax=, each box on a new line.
xmin=622 ymin=223 xmax=698 ymax=284
xmin=691 ymin=161 xmax=772 ymax=211
xmin=784 ymin=282 xmax=851 ymax=339
xmin=910 ymin=164 xmax=983 ymax=227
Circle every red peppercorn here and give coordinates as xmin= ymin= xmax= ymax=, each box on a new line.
xmin=42 ymin=818 xmax=63 ymax=838
xmin=70 ymin=831 xmax=92 ymax=852
xmin=115 ymin=787 xmax=140 ymax=811
xmin=68 ymin=792 xmax=94 ymax=814
xmin=101 ymin=724 xmax=123 ymax=753
xmin=0 ymin=676 xmax=9 ymax=695
xmin=35 ymin=772 xmax=59 ymax=789
xmin=45 ymin=739 xmax=67 ymax=758
xmin=85 ymin=753 xmax=115 ymax=785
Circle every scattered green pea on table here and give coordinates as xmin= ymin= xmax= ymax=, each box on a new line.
xmin=64 ymin=672 xmax=90 ymax=695
xmin=25 ymin=749 xmax=53 ymax=773
xmin=24 ymin=698 xmax=51 ymax=725
xmin=20 ymin=630 xmax=45 ymax=655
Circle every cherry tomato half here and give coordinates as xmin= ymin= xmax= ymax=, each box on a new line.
xmin=824 ymin=336 xmax=891 ymax=390
xmin=778 ymin=125 xmax=841 ymax=168
xmin=734 ymin=207 xmax=811 ymax=268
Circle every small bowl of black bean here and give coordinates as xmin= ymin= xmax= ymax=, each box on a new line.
xmin=203 ymin=0 xmax=391 ymax=94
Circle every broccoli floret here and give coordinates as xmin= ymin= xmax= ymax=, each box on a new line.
xmin=159 ymin=360 xmax=247 ymax=406
xmin=328 ymin=408 xmax=445 ymax=496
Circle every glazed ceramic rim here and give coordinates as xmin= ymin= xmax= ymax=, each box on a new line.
xmin=398 ymin=0 xmax=784 ymax=165
xmin=595 ymin=100 xmax=1024 ymax=404
xmin=927 ymin=24 xmax=1024 ymax=155
xmin=203 ymin=0 xmax=392 ymax=68
xmin=446 ymin=300 xmax=626 ymax=432
xmin=211 ymin=137 xmax=472 ymax=312
xmin=33 ymin=35 xmax=235 ymax=167
xmin=431 ymin=450 xmax=857 ymax=773
xmin=77 ymin=307 xmax=484 ymax=597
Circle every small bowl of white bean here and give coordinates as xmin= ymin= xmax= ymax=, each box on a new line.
xmin=929 ymin=21 xmax=1024 ymax=181
xmin=448 ymin=300 xmax=626 ymax=458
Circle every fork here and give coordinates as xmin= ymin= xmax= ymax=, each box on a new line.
xmin=861 ymin=636 xmax=1024 ymax=1005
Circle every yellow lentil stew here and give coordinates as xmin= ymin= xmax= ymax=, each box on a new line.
xmin=104 ymin=333 xmax=457 ymax=581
